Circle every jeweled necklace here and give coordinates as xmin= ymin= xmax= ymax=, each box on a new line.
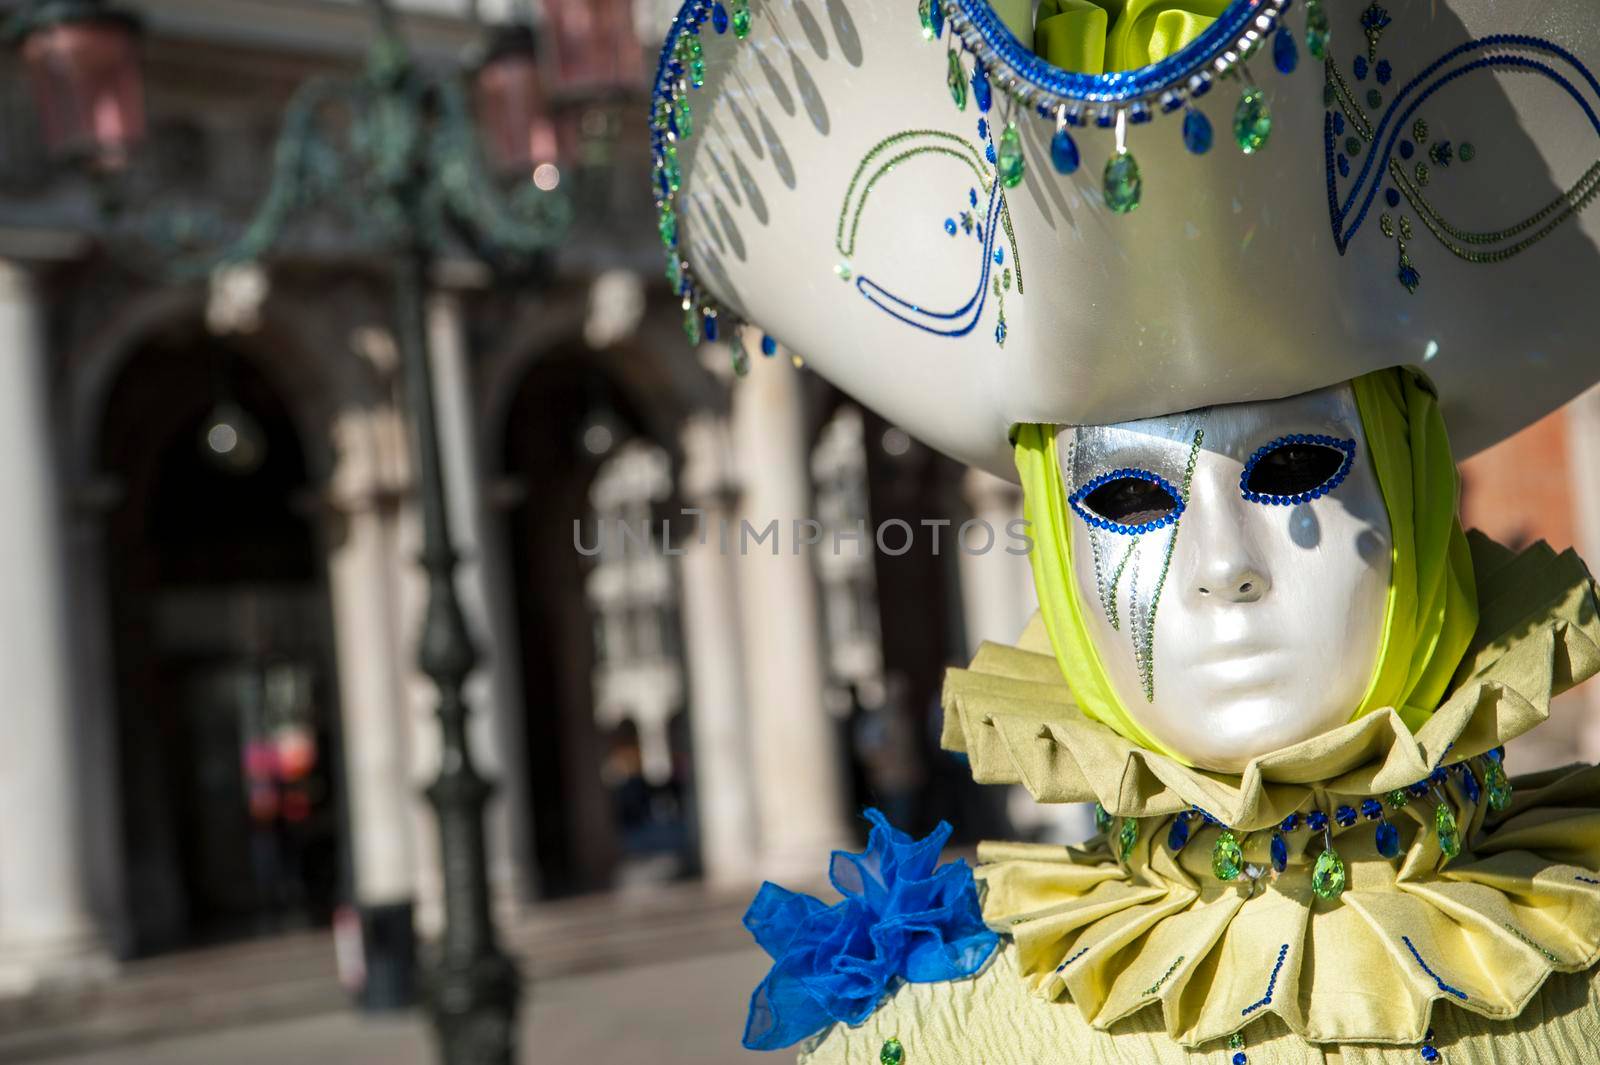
xmin=1095 ymin=747 xmax=1514 ymax=901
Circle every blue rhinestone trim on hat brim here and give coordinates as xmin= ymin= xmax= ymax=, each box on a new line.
xmin=1238 ymin=433 xmax=1357 ymax=507
xmin=948 ymin=0 xmax=1290 ymax=112
xmin=1067 ymin=467 xmax=1187 ymax=535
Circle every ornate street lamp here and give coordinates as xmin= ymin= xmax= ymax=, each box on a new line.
xmin=6 ymin=2 xmax=570 ymax=1063
xmin=475 ymin=23 xmax=561 ymax=191
xmin=6 ymin=0 xmax=145 ymax=169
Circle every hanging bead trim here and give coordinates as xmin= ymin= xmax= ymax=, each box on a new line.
xmin=1104 ymin=749 xmax=1511 ymax=893
xmin=649 ymin=1 xmax=755 ymax=372
xmin=1419 ymin=1028 xmax=1441 ymax=1063
xmin=940 ymin=0 xmax=1309 ymax=212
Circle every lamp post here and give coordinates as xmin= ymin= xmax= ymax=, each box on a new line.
xmin=6 ymin=1 xmax=572 ymax=1062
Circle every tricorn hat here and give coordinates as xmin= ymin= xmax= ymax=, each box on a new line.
xmin=649 ymin=0 xmax=1600 ymax=477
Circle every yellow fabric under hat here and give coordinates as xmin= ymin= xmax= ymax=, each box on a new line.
xmin=1034 ymin=0 xmax=1231 ymax=74
xmin=1013 ymin=369 xmax=1480 ymax=766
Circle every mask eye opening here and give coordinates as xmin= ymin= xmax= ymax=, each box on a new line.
xmin=1239 ymin=434 xmax=1357 ymax=506
xmin=1069 ymin=468 xmax=1186 ymax=534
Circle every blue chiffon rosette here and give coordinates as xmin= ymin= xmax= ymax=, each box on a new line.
xmin=740 ymin=808 xmax=1000 ymax=1050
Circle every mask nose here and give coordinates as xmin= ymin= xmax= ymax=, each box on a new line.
xmin=1187 ymin=475 xmax=1272 ymax=604
xmin=1195 ymin=565 xmax=1270 ymax=603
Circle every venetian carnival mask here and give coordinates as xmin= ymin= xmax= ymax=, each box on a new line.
xmin=1059 ymin=384 xmax=1391 ymax=772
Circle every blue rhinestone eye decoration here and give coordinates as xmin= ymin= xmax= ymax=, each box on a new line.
xmin=1069 ymin=468 xmax=1187 ymax=535
xmin=1239 ymin=434 xmax=1357 ymax=507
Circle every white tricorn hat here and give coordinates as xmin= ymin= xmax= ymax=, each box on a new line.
xmin=648 ymin=0 xmax=1600 ymax=478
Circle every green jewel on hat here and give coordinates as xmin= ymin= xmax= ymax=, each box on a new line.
xmin=1094 ymin=802 xmax=1112 ymax=834
xmin=947 ymin=50 xmax=968 ymax=110
xmin=997 ymin=122 xmax=1025 ymax=189
xmin=1305 ymin=0 xmax=1331 ymax=59
xmin=730 ymin=0 xmax=751 ymax=40
xmin=1233 ymin=84 xmax=1273 ymax=154
xmin=1103 ymin=149 xmax=1141 ymax=214
xmin=1212 ymin=830 xmax=1243 ymax=881
xmin=880 ymin=1036 xmax=905 ymax=1065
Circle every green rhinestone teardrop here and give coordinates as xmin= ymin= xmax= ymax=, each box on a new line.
xmin=1118 ymin=817 xmax=1139 ymax=862
xmin=729 ymin=337 xmax=749 ymax=376
xmin=683 ymin=304 xmax=702 ymax=345
xmin=1233 ymin=86 xmax=1273 ymax=154
xmin=947 ymin=50 xmax=968 ymax=111
xmin=657 ymin=205 xmax=678 ymax=248
xmin=675 ymin=97 xmax=694 ymax=139
xmin=1103 ymin=149 xmax=1142 ymax=214
xmin=665 ymin=255 xmax=682 ymax=293
xmin=1212 ymin=830 xmax=1243 ymax=881
xmin=1312 ymin=845 xmax=1347 ymax=900
xmin=689 ymin=58 xmax=707 ymax=88
xmin=918 ymin=0 xmax=935 ymax=39
xmin=1305 ymin=0 xmax=1330 ymax=61
xmin=880 ymin=1036 xmax=905 ymax=1065
xmin=731 ymin=0 xmax=752 ymax=40
xmin=1485 ymin=761 xmax=1513 ymax=812
xmin=1434 ymin=802 xmax=1461 ymax=859
xmin=997 ymin=122 xmax=1025 ymax=189
xmin=1094 ymin=803 xmax=1112 ymax=835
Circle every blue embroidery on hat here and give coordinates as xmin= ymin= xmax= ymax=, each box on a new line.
xmin=1323 ymin=24 xmax=1600 ymax=293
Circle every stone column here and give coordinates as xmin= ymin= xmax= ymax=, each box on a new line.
xmin=426 ymin=284 xmax=532 ymax=909
xmin=325 ymin=474 xmax=418 ymax=911
xmin=678 ymin=412 xmax=758 ymax=884
xmin=957 ymin=468 xmax=1091 ymax=844
xmin=955 ymin=468 xmax=1037 ymax=657
xmin=0 ymin=260 xmax=111 ymax=994
xmin=730 ymin=344 xmax=850 ymax=878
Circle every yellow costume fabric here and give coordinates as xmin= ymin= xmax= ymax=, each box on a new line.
xmin=1013 ymin=368 xmax=1480 ymax=764
xmin=1033 ymin=0 xmax=1231 ymax=74
xmin=800 ymin=538 xmax=1600 ymax=1062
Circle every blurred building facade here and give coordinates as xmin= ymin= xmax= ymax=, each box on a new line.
xmin=0 ymin=0 xmax=1026 ymax=998
xmin=0 ymin=0 xmax=1597 ymax=1008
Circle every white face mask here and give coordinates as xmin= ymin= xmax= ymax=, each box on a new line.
xmin=1057 ymin=384 xmax=1392 ymax=772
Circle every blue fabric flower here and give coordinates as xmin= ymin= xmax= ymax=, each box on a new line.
xmin=740 ymin=809 xmax=999 ymax=1051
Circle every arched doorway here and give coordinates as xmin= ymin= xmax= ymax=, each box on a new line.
xmin=498 ymin=350 xmax=698 ymax=897
xmin=97 ymin=327 xmax=347 ymax=954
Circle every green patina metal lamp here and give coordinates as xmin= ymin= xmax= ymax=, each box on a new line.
xmin=6 ymin=2 xmax=574 ymax=1062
